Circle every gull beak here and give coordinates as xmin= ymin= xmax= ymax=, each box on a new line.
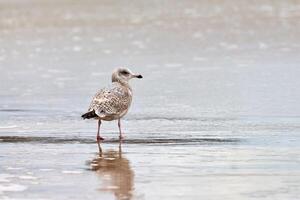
xmin=133 ymin=74 xmax=143 ymax=79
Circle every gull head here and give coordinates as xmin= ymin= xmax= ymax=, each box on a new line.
xmin=112 ymin=68 xmax=143 ymax=83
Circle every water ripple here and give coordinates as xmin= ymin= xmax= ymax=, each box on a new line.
xmin=0 ymin=136 xmax=239 ymax=145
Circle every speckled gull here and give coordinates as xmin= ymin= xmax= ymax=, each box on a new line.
xmin=81 ymin=68 xmax=143 ymax=141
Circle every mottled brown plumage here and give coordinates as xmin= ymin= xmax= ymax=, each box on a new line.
xmin=82 ymin=68 xmax=142 ymax=141
xmin=88 ymin=82 xmax=132 ymax=121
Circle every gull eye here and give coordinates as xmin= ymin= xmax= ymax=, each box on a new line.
xmin=121 ymin=70 xmax=130 ymax=75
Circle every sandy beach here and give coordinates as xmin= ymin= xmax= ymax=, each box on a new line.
xmin=1 ymin=0 xmax=300 ymax=199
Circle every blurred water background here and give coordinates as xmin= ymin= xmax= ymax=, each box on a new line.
xmin=0 ymin=0 xmax=300 ymax=199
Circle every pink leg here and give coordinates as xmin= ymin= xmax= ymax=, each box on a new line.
xmin=96 ymin=120 xmax=104 ymax=141
xmin=118 ymin=118 xmax=124 ymax=140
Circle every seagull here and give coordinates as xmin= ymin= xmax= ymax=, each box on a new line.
xmin=81 ymin=68 xmax=143 ymax=141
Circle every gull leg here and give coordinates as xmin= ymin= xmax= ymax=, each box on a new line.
xmin=118 ymin=118 xmax=124 ymax=140
xmin=96 ymin=120 xmax=104 ymax=141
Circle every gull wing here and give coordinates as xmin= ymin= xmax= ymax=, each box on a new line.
xmin=88 ymin=83 xmax=131 ymax=118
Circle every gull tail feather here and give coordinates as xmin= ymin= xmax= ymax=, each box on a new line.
xmin=81 ymin=110 xmax=97 ymax=119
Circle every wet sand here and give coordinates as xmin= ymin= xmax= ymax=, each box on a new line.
xmin=1 ymin=0 xmax=300 ymax=199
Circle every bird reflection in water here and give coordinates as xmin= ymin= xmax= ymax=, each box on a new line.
xmin=90 ymin=141 xmax=134 ymax=200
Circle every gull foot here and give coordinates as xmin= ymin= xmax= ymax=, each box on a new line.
xmin=96 ymin=136 xmax=104 ymax=141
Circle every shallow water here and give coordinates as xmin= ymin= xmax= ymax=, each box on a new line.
xmin=1 ymin=0 xmax=300 ymax=199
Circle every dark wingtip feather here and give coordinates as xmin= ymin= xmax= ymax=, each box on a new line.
xmin=81 ymin=110 xmax=97 ymax=119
